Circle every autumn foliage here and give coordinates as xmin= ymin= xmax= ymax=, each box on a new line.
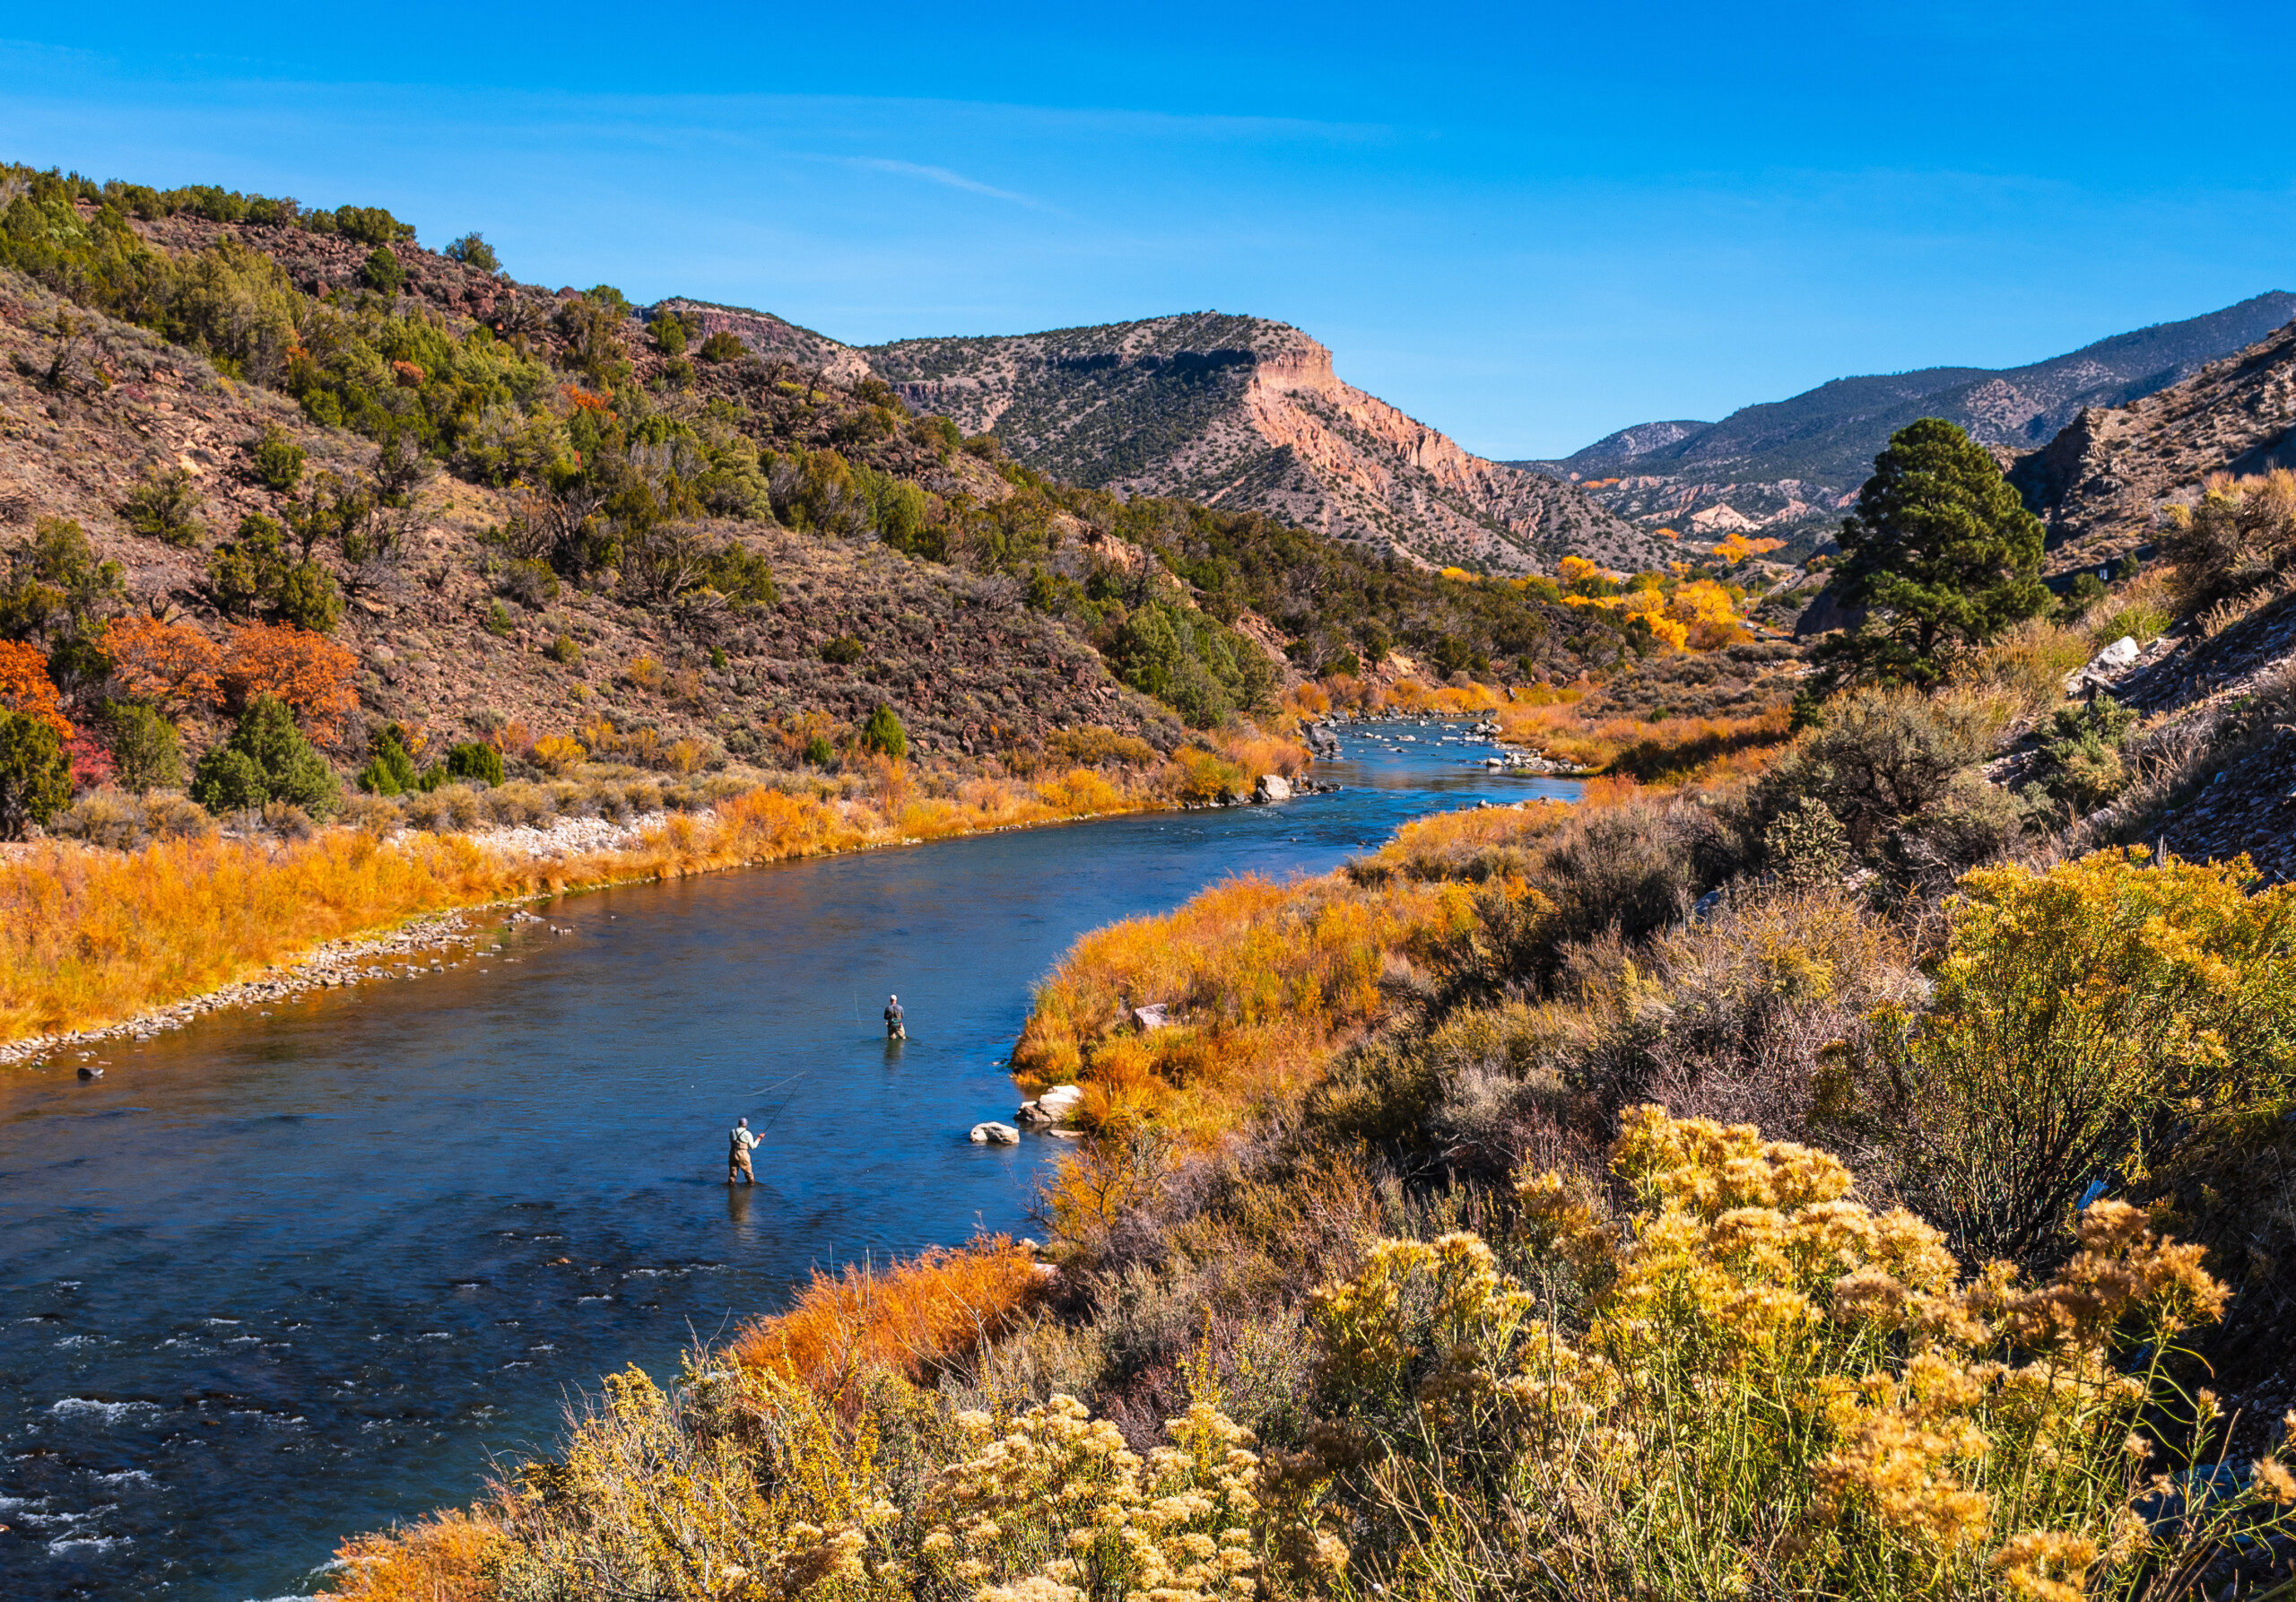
xmin=101 ymin=616 xmax=226 ymax=715
xmin=0 ymin=640 xmax=72 ymax=740
xmin=221 ymin=623 xmax=360 ymax=743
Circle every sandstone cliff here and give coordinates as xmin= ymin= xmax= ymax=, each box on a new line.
xmin=857 ymin=313 xmax=1660 ymax=576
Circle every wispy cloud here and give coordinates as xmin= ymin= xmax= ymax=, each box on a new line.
xmin=840 ymin=156 xmax=1052 ymax=211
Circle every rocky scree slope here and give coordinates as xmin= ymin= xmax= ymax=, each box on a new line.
xmin=857 ymin=313 xmax=1664 ymax=577
xmin=1518 ymin=292 xmax=2294 ymax=554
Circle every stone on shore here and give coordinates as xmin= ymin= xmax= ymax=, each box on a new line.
xmin=1253 ymin=773 xmax=1293 ymax=803
xmin=1014 ymin=1084 xmax=1086 ymax=1127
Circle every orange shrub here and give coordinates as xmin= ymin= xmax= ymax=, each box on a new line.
xmin=101 ymin=617 xmax=225 ymax=716
xmin=729 ymin=1238 xmax=1042 ymax=1395
xmin=1204 ymin=727 xmax=1309 ymax=780
xmin=325 ymin=1509 xmax=506 ymax=1602
xmin=0 ymin=640 xmax=71 ymax=740
xmin=223 ymin=623 xmax=359 ymax=744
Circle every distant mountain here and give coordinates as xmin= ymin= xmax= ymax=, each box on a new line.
xmin=861 ymin=313 xmax=1662 ymax=576
xmin=1515 ymin=292 xmax=2296 ymax=553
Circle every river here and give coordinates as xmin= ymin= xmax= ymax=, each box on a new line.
xmin=0 ymin=722 xmax=1578 ymax=1600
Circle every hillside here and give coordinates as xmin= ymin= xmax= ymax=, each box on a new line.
xmin=2012 ymin=317 xmax=2296 ymax=574
xmin=0 ymin=213 xmax=1182 ymax=772
xmin=1517 ymin=292 xmax=2295 ymax=553
xmin=860 ymin=313 xmax=1664 ymax=576
xmin=1 ymin=164 xmax=1718 ymax=853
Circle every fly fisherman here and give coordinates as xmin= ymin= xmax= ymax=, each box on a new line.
xmin=883 ymin=994 xmax=906 ymax=1040
xmin=727 ymin=1116 xmax=760 ymax=1184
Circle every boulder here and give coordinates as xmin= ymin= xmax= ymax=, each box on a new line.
xmin=1253 ymin=773 xmax=1292 ymax=803
xmin=1133 ymin=1003 xmax=1170 ymax=1032
xmin=2066 ymin=634 xmax=2143 ymax=692
xmin=969 ymin=1121 xmax=1022 ymax=1145
xmin=1015 ymin=1084 xmax=1086 ymax=1127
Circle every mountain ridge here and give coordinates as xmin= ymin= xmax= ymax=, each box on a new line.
xmin=644 ymin=305 xmax=1664 ymax=578
xmin=1510 ymin=292 xmax=2296 ymax=553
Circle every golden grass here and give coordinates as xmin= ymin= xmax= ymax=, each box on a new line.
xmin=1013 ymin=869 xmax=1479 ymax=1143
xmin=1495 ymin=698 xmax=1791 ymax=780
xmin=728 ymin=1236 xmax=1043 ymax=1396
xmin=1 ymin=740 xmax=1305 ymax=1046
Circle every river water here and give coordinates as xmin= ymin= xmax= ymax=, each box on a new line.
xmin=0 ymin=722 xmax=1577 ymax=1600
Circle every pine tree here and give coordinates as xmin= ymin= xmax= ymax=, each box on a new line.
xmin=1820 ymin=418 xmax=2049 ymax=685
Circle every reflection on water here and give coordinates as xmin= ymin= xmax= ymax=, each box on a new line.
xmin=0 ymin=724 xmax=1576 ymax=1599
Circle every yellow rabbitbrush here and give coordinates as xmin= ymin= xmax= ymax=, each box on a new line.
xmin=1304 ymin=1108 xmax=2296 ymax=1602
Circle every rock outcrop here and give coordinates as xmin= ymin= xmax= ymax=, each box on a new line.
xmin=860 ymin=315 xmax=1661 ymax=576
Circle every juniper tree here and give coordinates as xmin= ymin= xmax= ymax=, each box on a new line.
xmin=1817 ymin=418 xmax=2048 ymax=687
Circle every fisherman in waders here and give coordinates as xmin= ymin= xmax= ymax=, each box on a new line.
xmin=727 ymin=1117 xmax=760 ymax=1184
xmin=883 ymin=994 xmax=906 ymax=1040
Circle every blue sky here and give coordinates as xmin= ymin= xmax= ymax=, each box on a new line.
xmin=4 ymin=1 xmax=2290 ymax=458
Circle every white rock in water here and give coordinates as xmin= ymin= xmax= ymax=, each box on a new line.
xmin=1253 ymin=773 xmax=1292 ymax=803
xmin=970 ymin=1121 xmax=1021 ymax=1145
xmin=1038 ymin=1084 xmax=1085 ymax=1111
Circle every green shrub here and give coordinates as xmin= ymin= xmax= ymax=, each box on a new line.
xmin=859 ymin=705 xmax=907 ymax=761
xmin=484 ymin=599 xmax=514 ymax=637
xmin=193 ymin=695 xmax=339 ymax=816
xmin=443 ymin=232 xmax=499 ymax=273
xmin=205 ymin=512 xmax=289 ymax=619
xmin=2024 ymin=693 xmax=2138 ymax=814
xmin=120 ymin=464 xmax=204 ymax=547
xmin=0 ymin=516 xmax=125 ymax=643
xmin=248 ymin=423 xmax=305 ymax=492
xmin=0 ymin=709 xmax=71 ymax=838
xmin=496 ymin=558 xmax=559 ymax=609
xmin=1754 ymin=686 xmax=1998 ymax=852
xmin=696 ymin=330 xmax=744 ymax=362
xmin=206 ymin=513 xmax=339 ymax=631
xmin=104 ymin=701 xmax=181 ymax=792
xmin=2052 ymin=571 xmax=2106 ymax=623
xmin=821 ymin=634 xmax=865 ymax=665
xmin=356 ymin=724 xmax=420 ymax=797
xmin=444 ymin=741 xmax=504 ymax=787
xmin=329 ymin=205 xmax=413 ymax=247
xmin=547 ymin=633 xmax=582 ymax=667
xmin=274 ymin=559 xmax=341 ymax=632
xmin=804 ymin=734 xmax=835 ymax=768
xmin=358 ymin=245 xmax=404 ymax=296
xmin=651 ymin=313 xmax=686 ymax=356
